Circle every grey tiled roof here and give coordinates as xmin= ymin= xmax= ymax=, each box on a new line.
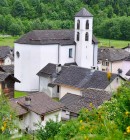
xmin=37 ymin=63 xmax=68 ymax=77
xmin=54 ymin=66 xmax=117 ymax=90
xmin=126 ymin=70 xmax=130 ymax=76
xmin=0 ymin=72 xmax=20 ymax=82
xmin=0 ymin=65 xmax=14 ymax=74
xmin=0 ymin=46 xmax=13 ymax=59
xmin=125 ymin=55 xmax=130 ymax=61
xmin=15 ymin=30 xmax=98 ymax=45
xmin=60 ymin=89 xmax=111 ymax=113
xmin=9 ymin=98 xmax=28 ymax=116
xmin=15 ymin=92 xmax=63 ymax=115
xmin=98 ymin=47 xmax=130 ymax=62
xmin=75 ymin=8 xmax=93 ymax=17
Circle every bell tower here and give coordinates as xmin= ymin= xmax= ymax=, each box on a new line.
xmin=75 ymin=8 xmax=94 ymax=68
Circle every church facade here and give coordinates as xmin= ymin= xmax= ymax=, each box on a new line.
xmin=14 ymin=8 xmax=98 ymax=92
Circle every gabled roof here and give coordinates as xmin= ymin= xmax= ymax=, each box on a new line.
xmin=11 ymin=92 xmax=63 ymax=115
xmin=0 ymin=65 xmax=14 ymax=74
xmin=75 ymin=8 xmax=93 ymax=17
xmin=98 ymin=47 xmax=130 ymax=62
xmin=9 ymin=98 xmax=28 ymax=116
xmin=0 ymin=46 xmax=13 ymax=60
xmin=125 ymin=55 xmax=130 ymax=61
xmin=0 ymin=72 xmax=20 ymax=82
xmin=37 ymin=63 xmax=68 ymax=77
xmin=15 ymin=30 xmax=98 ymax=45
xmin=53 ymin=66 xmax=117 ymax=90
xmin=126 ymin=70 xmax=130 ymax=76
xmin=60 ymin=89 xmax=111 ymax=114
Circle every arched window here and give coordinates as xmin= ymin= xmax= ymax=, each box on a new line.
xmin=16 ymin=51 xmax=20 ymax=58
xmin=77 ymin=32 xmax=80 ymax=41
xmin=77 ymin=20 xmax=80 ymax=29
xmin=85 ymin=32 xmax=89 ymax=41
xmin=86 ymin=20 xmax=89 ymax=29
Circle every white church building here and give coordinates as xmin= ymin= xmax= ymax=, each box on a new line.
xmin=14 ymin=8 xmax=98 ymax=92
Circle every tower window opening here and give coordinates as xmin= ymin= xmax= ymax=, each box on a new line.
xmin=86 ymin=20 xmax=89 ymax=29
xmin=85 ymin=32 xmax=89 ymax=41
xmin=77 ymin=20 xmax=80 ymax=29
xmin=77 ymin=32 xmax=80 ymax=41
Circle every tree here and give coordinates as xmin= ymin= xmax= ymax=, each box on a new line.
xmin=36 ymin=120 xmax=61 ymax=140
xmin=12 ymin=0 xmax=25 ymax=17
xmin=0 ymin=95 xmax=16 ymax=139
xmin=32 ymin=19 xmax=42 ymax=30
xmin=9 ymin=23 xmax=23 ymax=36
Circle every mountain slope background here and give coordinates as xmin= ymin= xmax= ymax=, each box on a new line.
xmin=0 ymin=0 xmax=130 ymax=40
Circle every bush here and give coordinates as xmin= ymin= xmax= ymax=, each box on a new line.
xmin=36 ymin=120 xmax=61 ymax=140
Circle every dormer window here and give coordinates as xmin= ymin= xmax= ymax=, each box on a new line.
xmin=86 ymin=20 xmax=89 ymax=29
xmin=77 ymin=20 xmax=80 ymax=29
xmin=85 ymin=32 xmax=89 ymax=41
xmin=77 ymin=32 xmax=80 ymax=41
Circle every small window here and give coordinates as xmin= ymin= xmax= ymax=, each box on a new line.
xmin=85 ymin=32 xmax=89 ymax=41
xmin=57 ymin=86 xmax=60 ymax=93
xmin=16 ymin=51 xmax=20 ymax=58
xmin=69 ymin=49 xmax=72 ymax=58
xmin=41 ymin=115 xmax=44 ymax=121
xmin=86 ymin=20 xmax=89 ymax=29
xmin=102 ymin=69 xmax=105 ymax=71
xmin=77 ymin=20 xmax=80 ymax=29
xmin=77 ymin=32 xmax=80 ymax=41
xmin=106 ymin=62 xmax=109 ymax=66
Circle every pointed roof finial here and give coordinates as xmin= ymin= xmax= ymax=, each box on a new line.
xmin=75 ymin=8 xmax=93 ymax=17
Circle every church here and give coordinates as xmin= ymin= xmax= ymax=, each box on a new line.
xmin=14 ymin=8 xmax=98 ymax=92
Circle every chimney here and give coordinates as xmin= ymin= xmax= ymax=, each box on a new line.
xmin=10 ymin=49 xmax=13 ymax=55
xmin=25 ymin=97 xmax=31 ymax=106
xmin=91 ymin=66 xmax=96 ymax=73
xmin=56 ymin=64 xmax=62 ymax=74
xmin=117 ymin=68 xmax=122 ymax=76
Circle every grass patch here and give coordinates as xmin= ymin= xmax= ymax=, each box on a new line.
xmin=14 ymin=91 xmax=27 ymax=98
xmin=0 ymin=35 xmax=129 ymax=49
xmin=0 ymin=36 xmax=19 ymax=47
xmin=98 ymin=37 xmax=130 ymax=48
xmin=53 ymin=97 xmax=59 ymax=101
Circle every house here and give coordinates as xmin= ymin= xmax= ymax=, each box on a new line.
xmin=53 ymin=65 xmax=124 ymax=99
xmin=37 ymin=63 xmax=68 ymax=97
xmin=60 ymin=89 xmax=111 ymax=120
xmin=14 ymin=8 xmax=98 ymax=92
xmin=0 ymin=72 xmax=20 ymax=98
xmin=9 ymin=92 xmax=63 ymax=132
xmin=0 ymin=65 xmax=14 ymax=75
xmin=0 ymin=46 xmax=14 ymax=65
xmin=122 ymin=44 xmax=130 ymax=52
xmin=98 ymin=47 xmax=130 ymax=78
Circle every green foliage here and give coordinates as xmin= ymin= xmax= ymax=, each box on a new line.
xmin=12 ymin=0 xmax=25 ymax=17
xmin=0 ymin=0 xmax=129 ymax=41
xmin=36 ymin=120 xmax=61 ymax=140
xmin=36 ymin=83 xmax=130 ymax=140
xmin=0 ymin=94 xmax=17 ymax=139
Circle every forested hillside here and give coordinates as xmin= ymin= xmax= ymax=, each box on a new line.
xmin=0 ymin=0 xmax=130 ymax=40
